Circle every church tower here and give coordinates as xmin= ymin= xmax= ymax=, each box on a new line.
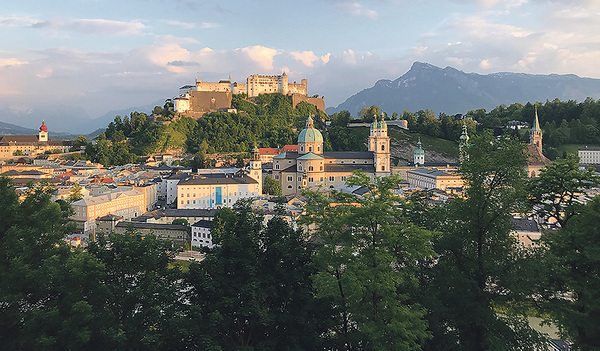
xmin=249 ymin=145 xmax=262 ymax=194
xmin=38 ymin=120 xmax=48 ymax=142
xmin=373 ymin=114 xmax=391 ymax=177
xmin=414 ymin=138 xmax=425 ymax=166
xmin=530 ymin=106 xmax=542 ymax=150
xmin=459 ymin=122 xmax=470 ymax=162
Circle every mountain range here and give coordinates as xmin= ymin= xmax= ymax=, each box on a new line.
xmin=326 ymin=62 xmax=600 ymax=116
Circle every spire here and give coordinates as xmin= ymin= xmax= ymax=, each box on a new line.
xmin=39 ymin=120 xmax=48 ymax=132
xmin=460 ymin=123 xmax=469 ymax=144
xmin=532 ymin=105 xmax=541 ymax=131
xmin=306 ymin=116 xmax=314 ymax=128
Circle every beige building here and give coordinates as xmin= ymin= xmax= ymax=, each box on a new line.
xmin=175 ymin=73 xmax=324 ymax=118
xmin=0 ymin=121 xmax=72 ymax=160
xmin=406 ymin=168 xmax=463 ymax=191
xmin=71 ymin=189 xmax=146 ymax=233
xmin=177 ymin=172 xmax=260 ymax=209
xmin=273 ymin=115 xmax=391 ymax=196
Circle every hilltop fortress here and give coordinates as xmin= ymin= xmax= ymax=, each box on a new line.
xmin=175 ymin=73 xmax=325 ymax=118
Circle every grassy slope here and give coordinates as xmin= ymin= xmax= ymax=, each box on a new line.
xmin=388 ymin=127 xmax=460 ymax=160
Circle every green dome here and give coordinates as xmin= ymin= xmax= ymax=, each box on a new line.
xmin=414 ymin=139 xmax=424 ymax=155
xmin=298 ymin=116 xmax=323 ymax=143
xmin=378 ymin=118 xmax=387 ymax=129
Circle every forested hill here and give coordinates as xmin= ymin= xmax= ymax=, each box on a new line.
xmin=84 ymin=94 xmax=328 ymax=166
xmin=328 ymin=62 xmax=600 ymax=116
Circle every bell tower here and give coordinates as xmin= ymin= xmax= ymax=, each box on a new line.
xmin=530 ymin=106 xmax=542 ymax=151
xmin=249 ymin=145 xmax=262 ymax=194
xmin=38 ymin=120 xmax=48 ymax=142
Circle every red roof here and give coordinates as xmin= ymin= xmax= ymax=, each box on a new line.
xmin=54 ymin=172 xmax=74 ymax=179
xmin=39 ymin=121 xmax=48 ymax=132
xmin=280 ymin=145 xmax=298 ymax=152
xmin=259 ymin=148 xmax=280 ymax=156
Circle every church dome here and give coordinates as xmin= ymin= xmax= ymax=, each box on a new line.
xmin=414 ymin=139 xmax=424 ymax=155
xmin=39 ymin=120 xmax=48 ymax=132
xmin=378 ymin=118 xmax=387 ymax=129
xmin=298 ymin=116 xmax=323 ymax=143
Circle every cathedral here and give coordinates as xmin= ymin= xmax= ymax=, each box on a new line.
xmin=272 ymin=115 xmax=391 ymax=195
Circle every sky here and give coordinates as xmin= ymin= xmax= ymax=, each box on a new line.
xmin=1 ymin=0 xmax=600 ymax=131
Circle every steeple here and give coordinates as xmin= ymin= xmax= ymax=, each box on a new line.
xmin=530 ymin=106 xmax=542 ymax=149
xmin=414 ymin=138 xmax=425 ymax=165
xmin=38 ymin=120 xmax=48 ymax=142
xmin=459 ymin=123 xmax=469 ymax=145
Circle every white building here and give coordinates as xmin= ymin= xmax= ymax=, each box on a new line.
xmin=177 ymin=173 xmax=260 ymax=209
xmin=191 ymin=220 xmax=214 ymax=248
xmin=578 ymin=146 xmax=600 ymax=165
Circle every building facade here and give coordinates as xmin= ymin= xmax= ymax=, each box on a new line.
xmin=0 ymin=121 xmax=72 ymax=160
xmin=272 ymin=115 xmax=391 ymax=195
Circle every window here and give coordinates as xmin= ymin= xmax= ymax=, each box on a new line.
xmin=309 ymin=147 xmax=312 ymax=152
xmin=320 ymin=166 xmax=323 ymax=171
xmin=308 ymin=177 xmax=314 ymax=182
xmin=288 ymin=185 xmax=292 ymax=188
xmin=287 ymin=176 xmax=293 ymax=181
xmin=276 ymin=164 xmax=279 ymax=169
xmin=298 ymin=177 xmax=302 ymax=182
xmin=381 ymin=145 xmax=385 ymax=151
xmin=381 ymin=166 xmax=385 ymax=171
xmin=309 ymin=166 xmax=314 ymax=171
xmin=341 ymin=176 xmax=347 ymax=181
xmin=320 ymin=177 xmax=323 ymax=181
xmin=329 ymin=176 xmax=334 ymax=181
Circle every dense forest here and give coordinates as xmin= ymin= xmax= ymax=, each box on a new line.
xmin=2 ymin=135 xmax=600 ymax=350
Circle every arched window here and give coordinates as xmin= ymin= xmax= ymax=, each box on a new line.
xmin=381 ymin=145 xmax=385 ymax=151
xmin=381 ymin=165 xmax=385 ymax=171
xmin=309 ymin=146 xmax=312 ymax=152
xmin=309 ymin=166 xmax=314 ymax=171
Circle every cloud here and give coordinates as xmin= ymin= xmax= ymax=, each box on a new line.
xmin=31 ymin=18 xmax=146 ymax=35
xmin=0 ymin=15 xmax=38 ymax=26
xmin=240 ymin=46 xmax=279 ymax=70
xmin=290 ymin=51 xmax=319 ymax=67
xmin=337 ymin=1 xmax=378 ymax=19
xmin=0 ymin=58 xmax=28 ymax=67
xmin=161 ymin=19 xmax=219 ymax=29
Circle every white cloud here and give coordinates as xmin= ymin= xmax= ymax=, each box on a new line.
xmin=479 ymin=59 xmax=491 ymax=69
xmin=337 ymin=1 xmax=378 ymax=19
xmin=0 ymin=58 xmax=28 ymax=67
xmin=34 ymin=18 xmax=146 ymax=35
xmin=290 ymin=51 xmax=319 ymax=67
xmin=240 ymin=46 xmax=279 ymax=70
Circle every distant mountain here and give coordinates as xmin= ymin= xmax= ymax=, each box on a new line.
xmin=86 ymin=100 xmax=164 ymax=133
xmin=327 ymin=62 xmax=600 ymax=116
xmin=0 ymin=120 xmax=38 ymax=135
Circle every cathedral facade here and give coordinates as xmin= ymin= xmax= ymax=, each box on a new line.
xmin=272 ymin=116 xmax=391 ymax=195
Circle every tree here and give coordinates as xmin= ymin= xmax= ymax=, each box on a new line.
xmin=186 ymin=201 xmax=331 ymax=350
xmin=301 ymin=173 xmax=434 ymax=350
xmin=68 ymin=183 xmax=84 ymax=202
xmin=527 ymin=154 xmax=600 ymax=229
xmin=263 ymin=175 xmax=282 ymax=196
xmin=88 ymin=230 xmax=185 ymax=350
xmin=359 ymin=105 xmax=381 ymax=123
xmin=542 ymin=197 xmax=600 ymax=349
xmin=172 ymin=218 xmax=189 ymax=225
xmin=420 ymin=133 xmax=545 ymax=350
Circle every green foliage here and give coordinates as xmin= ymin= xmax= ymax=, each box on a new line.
xmin=172 ymin=218 xmax=188 ymax=225
xmin=527 ymin=154 xmax=600 ymax=228
xmin=301 ymin=173 xmax=435 ymax=350
xmin=187 ymin=201 xmax=332 ymax=350
xmin=263 ymin=175 xmax=282 ymax=196
xmin=542 ymin=197 xmax=600 ymax=349
xmin=419 ymin=133 xmax=546 ymax=350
